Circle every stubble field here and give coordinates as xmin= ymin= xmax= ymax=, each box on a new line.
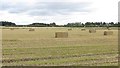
xmin=2 ymin=27 xmax=118 ymax=66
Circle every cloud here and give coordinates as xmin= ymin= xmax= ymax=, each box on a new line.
xmin=0 ymin=1 xmax=31 ymax=13
xmin=0 ymin=1 xmax=92 ymax=16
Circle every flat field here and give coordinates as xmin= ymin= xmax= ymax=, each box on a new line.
xmin=2 ymin=27 xmax=118 ymax=66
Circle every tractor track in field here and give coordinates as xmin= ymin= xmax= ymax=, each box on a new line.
xmin=2 ymin=52 xmax=118 ymax=63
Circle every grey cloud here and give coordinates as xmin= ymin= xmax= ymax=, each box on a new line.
xmin=0 ymin=1 xmax=31 ymax=13
xmin=0 ymin=1 xmax=92 ymax=16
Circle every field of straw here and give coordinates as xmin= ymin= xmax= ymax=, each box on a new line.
xmin=2 ymin=27 xmax=118 ymax=66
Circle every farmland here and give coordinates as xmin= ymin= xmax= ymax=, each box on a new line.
xmin=2 ymin=27 xmax=118 ymax=66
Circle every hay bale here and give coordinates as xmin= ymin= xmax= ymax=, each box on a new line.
xmin=81 ymin=28 xmax=86 ymax=31
xmin=108 ymin=28 xmax=111 ymax=30
xmin=68 ymin=28 xmax=72 ymax=31
xmin=89 ymin=29 xmax=96 ymax=33
xmin=55 ymin=32 xmax=68 ymax=38
xmin=29 ymin=28 xmax=35 ymax=31
xmin=10 ymin=28 xmax=14 ymax=30
xmin=104 ymin=31 xmax=113 ymax=35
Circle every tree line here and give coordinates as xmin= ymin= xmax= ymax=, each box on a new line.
xmin=0 ymin=21 xmax=16 ymax=26
xmin=0 ymin=21 xmax=119 ymax=27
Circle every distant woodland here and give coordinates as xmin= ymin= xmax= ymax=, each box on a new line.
xmin=0 ymin=21 xmax=119 ymax=27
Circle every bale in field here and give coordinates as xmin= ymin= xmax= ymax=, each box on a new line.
xmin=68 ymin=28 xmax=72 ymax=31
xmin=104 ymin=31 xmax=113 ymax=35
xmin=89 ymin=29 xmax=96 ymax=33
xmin=29 ymin=28 xmax=35 ymax=31
xmin=107 ymin=28 xmax=111 ymax=30
xmin=55 ymin=32 xmax=68 ymax=38
xmin=81 ymin=28 xmax=86 ymax=31
xmin=10 ymin=28 xmax=14 ymax=30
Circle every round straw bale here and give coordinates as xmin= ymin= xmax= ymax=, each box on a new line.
xmin=55 ymin=32 xmax=68 ymax=38
xmin=89 ymin=29 xmax=96 ymax=33
xmin=10 ymin=28 xmax=14 ymax=30
xmin=68 ymin=28 xmax=72 ymax=31
xmin=104 ymin=31 xmax=113 ymax=35
xmin=107 ymin=28 xmax=111 ymax=30
xmin=29 ymin=28 xmax=35 ymax=31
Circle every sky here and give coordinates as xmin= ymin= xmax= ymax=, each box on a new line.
xmin=0 ymin=0 xmax=119 ymax=25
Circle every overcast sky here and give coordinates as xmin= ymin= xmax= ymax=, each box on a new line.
xmin=0 ymin=0 xmax=119 ymax=25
